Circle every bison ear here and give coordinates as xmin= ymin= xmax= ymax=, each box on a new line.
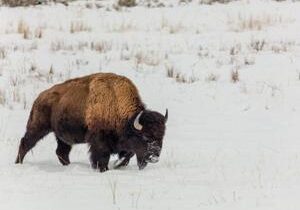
xmin=164 ymin=109 xmax=168 ymax=123
xmin=133 ymin=111 xmax=143 ymax=131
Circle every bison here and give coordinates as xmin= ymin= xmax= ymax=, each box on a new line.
xmin=15 ymin=73 xmax=168 ymax=172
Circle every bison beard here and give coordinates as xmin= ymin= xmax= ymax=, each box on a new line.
xmin=15 ymin=73 xmax=167 ymax=172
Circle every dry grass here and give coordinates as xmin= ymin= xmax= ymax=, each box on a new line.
xmin=0 ymin=47 xmax=7 ymax=59
xmin=250 ymin=39 xmax=266 ymax=52
xmin=23 ymin=29 xmax=30 ymax=39
xmin=84 ymin=2 xmax=104 ymax=9
xmin=17 ymin=20 xmax=31 ymax=39
xmin=134 ymin=51 xmax=161 ymax=67
xmin=90 ymin=41 xmax=112 ymax=53
xmin=166 ymin=64 xmax=198 ymax=84
xmin=0 ymin=90 xmax=6 ymax=106
xmin=2 ymin=0 xmax=39 ymax=7
xmin=229 ymin=44 xmax=241 ymax=56
xmin=35 ymin=27 xmax=43 ymax=39
xmin=29 ymin=63 xmax=37 ymax=72
xmin=244 ymin=56 xmax=255 ymax=65
xmin=47 ymin=65 xmax=54 ymax=83
xmin=206 ymin=73 xmax=219 ymax=82
xmin=51 ymin=40 xmax=66 ymax=51
xmin=50 ymin=40 xmax=74 ymax=51
xmin=107 ymin=19 xmax=136 ymax=32
xmin=12 ymin=87 xmax=21 ymax=103
xmin=270 ymin=41 xmax=294 ymax=53
xmin=231 ymin=69 xmax=239 ymax=83
xmin=70 ymin=21 xmax=91 ymax=33
xmin=200 ymin=0 xmax=236 ymax=4
xmin=229 ymin=13 xmax=289 ymax=32
xmin=118 ymin=0 xmax=136 ymax=7
xmin=51 ymin=40 xmax=113 ymax=52
xmin=161 ymin=17 xmax=184 ymax=34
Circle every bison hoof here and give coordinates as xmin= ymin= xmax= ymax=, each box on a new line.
xmin=138 ymin=162 xmax=148 ymax=170
xmin=92 ymin=163 xmax=109 ymax=172
xmin=59 ymin=159 xmax=70 ymax=166
xmin=99 ymin=166 xmax=109 ymax=172
xmin=57 ymin=156 xmax=70 ymax=166
xmin=113 ymin=157 xmax=130 ymax=169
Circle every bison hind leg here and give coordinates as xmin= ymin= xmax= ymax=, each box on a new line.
xmin=56 ymin=137 xmax=72 ymax=166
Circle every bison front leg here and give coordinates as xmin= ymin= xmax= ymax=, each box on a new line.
xmin=89 ymin=147 xmax=110 ymax=172
xmin=114 ymin=151 xmax=134 ymax=169
xmin=87 ymin=132 xmax=110 ymax=172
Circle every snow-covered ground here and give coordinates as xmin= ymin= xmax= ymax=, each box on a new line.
xmin=1 ymin=0 xmax=300 ymax=209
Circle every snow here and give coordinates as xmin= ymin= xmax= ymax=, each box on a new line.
xmin=1 ymin=0 xmax=300 ymax=209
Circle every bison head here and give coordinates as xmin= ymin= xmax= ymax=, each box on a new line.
xmin=120 ymin=109 xmax=168 ymax=170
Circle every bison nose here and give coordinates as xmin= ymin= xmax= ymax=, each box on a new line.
xmin=148 ymin=155 xmax=159 ymax=163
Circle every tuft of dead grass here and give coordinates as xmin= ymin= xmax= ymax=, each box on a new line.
xmin=231 ymin=69 xmax=239 ymax=83
xmin=34 ymin=27 xmax=43 ymax=39
xmin=17 ymin=20 xmax=31 ymax=39
xmin=70 ymin=21 xmax=91 ymax=33
xmin=229 ymin=13 xmax=291 ymax=32
xmin=0 ymin=47 xmax=7 ymax=59
xmin=166 ymin=64 xmax=198 ymax=84
xmin=118 ymin=0 xmax=136 ymax=7
xmin=206 ymin=73 xmax=219 ymax=82
xmin=250 ymin=39 xmax=266 ymax=52
xmin=90 ymin=41 xmax=112 ymax=53
xmin=2 ymin=0 xmax=39 ymax=7
xmin=0 ymin=89 xmax=6 ymax=106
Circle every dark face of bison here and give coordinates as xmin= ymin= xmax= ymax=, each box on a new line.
xmin=120 ymin=109 xmax=168 ymax=170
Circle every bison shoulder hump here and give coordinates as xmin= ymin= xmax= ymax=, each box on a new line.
xmin=85 ymin=74 xmax=143 ymax=132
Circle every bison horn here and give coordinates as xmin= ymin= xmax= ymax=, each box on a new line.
xmin=134 ymin=111 xmax=143 ymax=131
xmin=165 ymin=109 xmax=168 ymax=122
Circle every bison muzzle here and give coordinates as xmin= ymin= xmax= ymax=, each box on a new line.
xmin=15 ymin=73 xmax=168 ymax=172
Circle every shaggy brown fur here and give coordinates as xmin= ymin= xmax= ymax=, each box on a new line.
xmin=15 ymin=73 xmax=167 ymax=172
xmin=85 ymin=73 xmax=144 ymax=133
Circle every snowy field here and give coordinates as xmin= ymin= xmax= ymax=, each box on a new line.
xmin=1 ymin=0 xmax=300 ymax=209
